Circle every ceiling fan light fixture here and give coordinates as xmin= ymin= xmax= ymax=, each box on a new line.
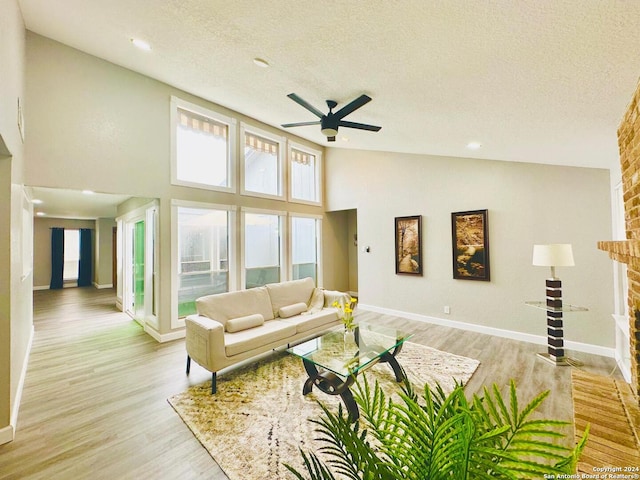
xmin=321 ymin=127 xmax=338 ymax=137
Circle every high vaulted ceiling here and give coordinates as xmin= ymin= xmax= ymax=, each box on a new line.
xmin=18 ymin=0 xmax=640 ymax=170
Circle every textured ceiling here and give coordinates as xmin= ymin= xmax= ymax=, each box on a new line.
xmin=17 ymin=0 xmax=640 ymax=172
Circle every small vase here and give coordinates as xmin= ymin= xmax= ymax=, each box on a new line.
xmin=343 ymin=328 xmax=356 ymax=346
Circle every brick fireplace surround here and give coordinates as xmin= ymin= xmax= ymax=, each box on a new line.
xmin=598 ymin=78 xmax=640 ymax=405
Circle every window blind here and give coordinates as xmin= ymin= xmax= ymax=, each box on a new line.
xmin=292 ymin=149 xmax=314 ymax=165
xmin=245 ymin=132 xmax=278 ymax=154
xmin=178 ymin=108 xmax=228 ymax=139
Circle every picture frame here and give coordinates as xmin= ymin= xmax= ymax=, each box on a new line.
xmin=451 ymin=209 xmax=490 ymax=281
xmin=395 ymin=215 xmax=423 ymax=275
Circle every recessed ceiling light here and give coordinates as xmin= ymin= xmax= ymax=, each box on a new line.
xmin=131 ymin=38 xmax=152 ymax=51
xmin=466 ymin=142 xmax=482 ymax=150
xmin=82 ymin=190 xmax=95 ymax=195
xmin=253 ymin=57 xmax=269 ymax=68
xmin=36 ymin=212 xmax=46 ymax=216
xmin=32 ymin=199 xmax=43 ymax=204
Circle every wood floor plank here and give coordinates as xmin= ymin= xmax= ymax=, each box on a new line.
xmin=0 ymin=288 xmax=629 ymax=479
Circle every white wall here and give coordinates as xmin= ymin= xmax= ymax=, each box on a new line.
xmin=25 ymin=33 xmax=326 ymax=337
xmin=326 ymin=148 xmax=614 ymax=350
xmin=0 ymin=0 xmax=31 ymax=445
xmin=95 ymin=218 xmax=116 ymax=288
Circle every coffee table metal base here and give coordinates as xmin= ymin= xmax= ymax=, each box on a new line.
xmin=301 ymin=343 xmax=407 ymax=422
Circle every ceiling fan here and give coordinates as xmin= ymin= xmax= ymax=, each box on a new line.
xmin=281 ymin=93 xmax=381 ymax=142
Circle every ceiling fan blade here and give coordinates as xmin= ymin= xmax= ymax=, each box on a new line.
xmin=334 ymin=94 xmax=372 ymax=120
xmin=281 ymin=121 xmax=321 ymax=128
xmin=327 ymin=136 xmax=336 ymax=142
xmin=287 ymin=93 xmax=324 ymax=118
xmin=338 ymin=120 xmax=381 ymax=132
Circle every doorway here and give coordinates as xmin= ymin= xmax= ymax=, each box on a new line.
xmin=119 ymin=202 xmax=158 ymax=329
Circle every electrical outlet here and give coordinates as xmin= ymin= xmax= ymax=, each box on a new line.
xmin=444 ymin=306 xmax=451 ymax=314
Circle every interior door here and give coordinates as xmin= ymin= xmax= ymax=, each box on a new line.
xmin=133 ymin=220 xmax=145 ymax=322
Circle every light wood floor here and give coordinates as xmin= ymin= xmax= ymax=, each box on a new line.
xmin=0 ymin=288 xmax=622 ymax=479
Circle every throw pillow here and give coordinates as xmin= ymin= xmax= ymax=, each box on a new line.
xmin=278 ymin=302 xmax=308 ymax=318
xmin=225 ymin=313 xmax=265 ymax=333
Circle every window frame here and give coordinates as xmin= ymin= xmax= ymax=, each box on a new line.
xmin=240 ymin=207 xmax=287 ymax=289
xmin=171 ymin=199 xmax=237 ymax=329
xmin=240 ymin=123 xmax=286 ymax=200
xmin=288 ymin=142 xmax=322 ymax=206
xmin=289 ymin=213 xmax=323 ymax=286
xmin=170 ymin=96 xmax=237 ymax=193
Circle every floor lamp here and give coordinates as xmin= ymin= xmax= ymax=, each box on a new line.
xmin=532 ymin=244 xmax=575 ymax=365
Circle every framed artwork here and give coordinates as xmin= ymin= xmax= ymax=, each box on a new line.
xmin=451 ymin=209 xmax=490 ymax=281
xmin=395 ymin=215 xmax=423 ymax=275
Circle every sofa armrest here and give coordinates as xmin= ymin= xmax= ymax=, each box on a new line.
xmin=322 ymin=290 xmax=351 ymax=308
xmin=185 ymin=314 xmax=227 ymax=372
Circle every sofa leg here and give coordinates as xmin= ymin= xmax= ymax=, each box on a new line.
xmin=186 ymin=355 xmax=191 ymax=374
xmin=211 ymin=372 xmax=217 ymax=394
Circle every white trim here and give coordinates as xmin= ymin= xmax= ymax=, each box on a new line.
xmin=0 ymin=426 xmax=14 ymax=446
xmin=240 ymin=122 xmax=286 ymax=200
xmin=144 ymin=324 xmax=186 ymax=343
xmin=359 ymin=303 xmax=615 ymax=358
xmin=93 ymin=283 xmax=113 ymax=289
xmin=3 ymin=325 xmax=35 ymax=445
xmin=288 ymin=141 xmax=322 ymax=206
xmin=33 ymin=285 xmax=49 ymax=291
xmin=170 ymin=96 xmax=237 ymax=194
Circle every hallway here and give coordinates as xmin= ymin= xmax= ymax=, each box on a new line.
xmin=0 ymin=287 xmax=223 ymax=480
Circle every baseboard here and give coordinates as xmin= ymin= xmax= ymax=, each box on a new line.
xmin=615 ymin=350 xmax=632 ymax=383
xmin=348 ymin=290 xmax=358 ymax=298
xmin=0 ymin=425 xmax=14 ymax=446
xmin=359 ymin=303 xmax=615 ymax=358
xmin=93 ymin=283 xmax=113 ymax=289
xmin=144 ymin=324 xmax=185 ymax=343
xmin=33 ymin=285 xmax=49 ymax=291
xmin=2 ymin=324 xmax=34 ymax=445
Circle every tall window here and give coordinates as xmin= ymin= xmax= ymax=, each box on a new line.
xmin=177 ymin=206 xmax=230 ymax=317
xmin=290 ymin=145 xmax=321 ymax=204
xmin=291 ymin=216 xmax=320 ymax=283
xmin=63 ymin=229 xmax=80 ymax=281
xmin=172 ymin=97 xmax=235 ymax=191
xmin=244 ymin=211 xmax=283 ymax=288
xmin=243 ymin=127 xmax=283 ymax=198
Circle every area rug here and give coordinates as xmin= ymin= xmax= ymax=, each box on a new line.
xmin=168 ymin=342 xmax=479 ymax=480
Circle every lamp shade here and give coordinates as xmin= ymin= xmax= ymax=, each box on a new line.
xmin=532 ymin=244 xmax=575 ymax=267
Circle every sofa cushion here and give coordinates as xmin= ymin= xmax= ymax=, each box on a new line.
xmin=278 ymin=302 xmax=308 ymax=318
xmin=196 ymin=287 xmax=274 ymax=328
xmin=225 ymin=321 xmax=297 ymax=357
xmin=265 ymin=277 xmax=315 ymax=318
xmin=226 ymin=313 xmax=265 ymax=333
xmin=279 ymin=309 xmax=339 ymax=333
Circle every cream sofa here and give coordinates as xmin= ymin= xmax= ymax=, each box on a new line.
xmin=185 ymin=277 xmax=350 ymax=393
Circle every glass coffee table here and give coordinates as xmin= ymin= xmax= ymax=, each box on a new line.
xmin=287 ymin=322 xmax=413 ymax=422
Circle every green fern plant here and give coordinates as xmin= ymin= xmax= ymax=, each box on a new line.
xmin=285 ymin=377 xmax=588 ymax=480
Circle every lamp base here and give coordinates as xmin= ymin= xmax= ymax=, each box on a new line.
xmin=536 ymin=352 xmax=583 ymax=367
